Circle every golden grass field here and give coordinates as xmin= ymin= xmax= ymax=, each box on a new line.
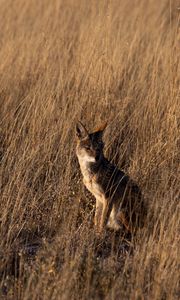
xmin=0 ymin=0 xmax=179 ymax=299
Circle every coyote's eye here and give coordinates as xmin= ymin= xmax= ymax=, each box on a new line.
xmin=84 ymin=145 xmax=91 ymax=150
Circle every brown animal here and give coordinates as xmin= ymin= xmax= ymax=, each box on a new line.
xmin=76 ymin=121 xmax=146 ymax=234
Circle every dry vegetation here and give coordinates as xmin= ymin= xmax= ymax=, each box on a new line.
xmin=0 ymin=0 xmax=180 ymax=299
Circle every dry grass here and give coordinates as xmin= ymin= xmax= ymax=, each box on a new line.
xmin=0 ymin=0 xmax=179 ymax=299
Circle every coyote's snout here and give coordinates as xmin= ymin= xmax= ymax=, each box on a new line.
xmin=76 ymin=121 xmax=146 ymax=234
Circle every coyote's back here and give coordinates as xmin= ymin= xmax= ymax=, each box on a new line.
xmin=76 ymin=121 xmax=146 ymax=234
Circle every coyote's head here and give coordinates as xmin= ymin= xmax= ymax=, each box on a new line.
xmin=75 ymin=121 xmax=107 ymax=163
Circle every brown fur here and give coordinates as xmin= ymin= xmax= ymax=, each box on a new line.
xmin=76 ymin=122 xmax=146 ymax=234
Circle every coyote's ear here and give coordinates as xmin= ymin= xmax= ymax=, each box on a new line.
xmin=76 ymin=121 xmax=89 ymax=139
xmin=95 ymin=122 xmax=107 ymax=132
xmin=93 ymin=122 xmax=107 ymax=140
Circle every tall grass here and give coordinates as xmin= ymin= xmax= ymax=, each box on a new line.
xmin=0 ymin=0 xmax=179 ymax=299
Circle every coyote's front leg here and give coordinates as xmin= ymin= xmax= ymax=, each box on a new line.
xmin=94 ymin=200 xmax=103 ymax=233
xmin=99 ymin=199 xmax=113 ymax=233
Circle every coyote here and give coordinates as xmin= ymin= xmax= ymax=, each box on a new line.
xmin=76 ymin=121 xmax=146 ymax=234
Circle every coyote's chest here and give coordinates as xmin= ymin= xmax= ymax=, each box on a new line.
xmin=83 ymin=175 xmax=103 ymax=199
xmin=78 ymin=156 xmax=104 ymax=200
